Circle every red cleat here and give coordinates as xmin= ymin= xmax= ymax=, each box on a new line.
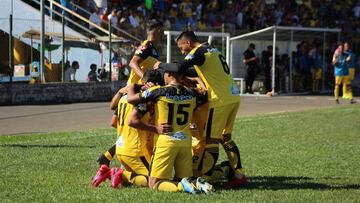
xmin=92 ymin=164 xmax=110 ymax=187
xmin=110 ymin=167 xmax=123 ymax=188
xmin=224 ymin=175 xmax=248 ymax=189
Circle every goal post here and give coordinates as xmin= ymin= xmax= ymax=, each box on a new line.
xmin=230 ymin=26 xmax=341 ymax=95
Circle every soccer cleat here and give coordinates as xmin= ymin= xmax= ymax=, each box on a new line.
xmin=335 ymin=99 xmax=340 ymax=104
xmin=180 ymin=178 xmax=198 ymax=194
xmin=110 ymin=167 xmax=123 ymax=188
xmin=92 ymin=164 xmax=110 ymax=187
xmin=350 ymin=99 xmax=357 ymax=104
xmin=196 ymin=177 xmax=215 ymax=194
xmin=224 ymin=175 xmax=248 ymax=189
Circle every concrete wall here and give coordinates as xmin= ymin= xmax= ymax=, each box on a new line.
xmin=0 ymin=81 xmax=126 ymax=105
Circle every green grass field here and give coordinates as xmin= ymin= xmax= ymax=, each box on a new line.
xmin=1 ymin=106 xmax=360 ymax=202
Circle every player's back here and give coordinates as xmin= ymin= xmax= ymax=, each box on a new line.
xmin=116 ymin=95 xmax=150 ymax=157
xmin=143 ymin=85 xmax=205 ymax=147
xmin=334 ymin=54 xmax=349 ymax=76
xmin=188 ymin=44 xmax=239 ymax=106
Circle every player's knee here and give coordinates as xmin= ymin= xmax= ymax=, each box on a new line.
xmin=132 ymin=175 xmax=148 ymax=187
xmin=200 ymin=144 xmax=220 ymax=176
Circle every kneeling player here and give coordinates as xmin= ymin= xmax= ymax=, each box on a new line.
xmin=92 ymin=70 xmax=163 ymax=188
xmin=127 ymin=64 xmax=214 ymax=194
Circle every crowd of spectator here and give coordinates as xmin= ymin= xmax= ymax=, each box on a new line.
xmin=55 ymin=0 xmax=359 ymax=89
xmin=58 ymin=0 xmax=360 ymax=41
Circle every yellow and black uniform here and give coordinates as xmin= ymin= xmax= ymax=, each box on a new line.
xmin=139 ymin=85 xmax=208 ymax=180
xmin=127 ymin=40 xmax=160 ymax=85
xmin=176 ymin=43 xmax=243 ymax=178
xmin=178 ymin=43 xmax=240 ymax=140
xmin=115 ymin=95 xmax=153 ymax=178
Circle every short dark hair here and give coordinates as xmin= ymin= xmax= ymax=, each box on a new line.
xmin=249 ymin=43 xmax=255 ymax=49
xmin=143 ymin=69 xmax=165 ymax=86
xmin=175 ymin=31 xmax=197 ymax=43
xmin=90 ymin=64 xmax=97 ymax=69
xmin=146 ymin=19 xmax=163 ymax=32
xmin=72 ymin=61 xmax=79 ymax=67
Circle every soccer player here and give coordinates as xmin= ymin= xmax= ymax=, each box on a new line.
xmin=332 ymin=44 xmax=353 ymax=104
xmin=127 ymin=64 xmax=214 ymax=194
xmin=92 ymin=70 xmax=164 ymax=188
xmin=158 ymin=31 xmax=247 ymax=188
xmin=343 ymin=41 xmax=356 ymax=103
xmin=127 ymin=19 xmax=163 ymax=85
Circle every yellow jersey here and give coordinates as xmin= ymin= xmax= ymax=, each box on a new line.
xmin=140 ymin=85 xmax=208 ymax=148
xmin=179 ymin=43 xmax=240 ymax=106
xmin=127 ymin=40 xmax=160 ymax=84
xmin=116 ymin=95 xmax=153 ymax=157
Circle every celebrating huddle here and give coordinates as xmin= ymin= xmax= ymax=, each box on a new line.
xmin=91 ymin=19 xmax=247 ymax=194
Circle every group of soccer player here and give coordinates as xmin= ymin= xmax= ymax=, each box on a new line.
xmin=91 ymin=19 xmax=247 ymax=194
xmin=332 ymin=41 xmax=356 ymax=104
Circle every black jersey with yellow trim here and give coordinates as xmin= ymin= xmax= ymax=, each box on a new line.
xmin=128 ymin=40 xmax=160 ymax=84
xmin=178 ymin=43 xmax=240 ymax=105
xmin=139 ymin=85 xmax=208 ymax=147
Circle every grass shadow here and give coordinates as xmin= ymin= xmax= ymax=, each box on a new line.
xmin=214 ymin=176 xmax=360 ymax=191
xmin=0 ymin=144 xmax=96 ymax=148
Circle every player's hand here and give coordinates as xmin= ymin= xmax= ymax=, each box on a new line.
xmin=156 ymin=123 xmax=172 ymax=134
xmin=141 ymin=82 xmax=155 ymax=91
xmin=153 ymin=61 xmax=161 ymax=69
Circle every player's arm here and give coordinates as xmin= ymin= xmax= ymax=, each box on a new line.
xmin=110 ymin=107 xmax=118 ymax=128
xmin=129 ymin=42 xmax=153 ymax=79
xmin=178 ymin=49 xmax=206 ymax=73
xmin=127 ymin=84 xmax=161 ymax=105
xmin=346 ymin=56 xmax=351 ymax=63
xmin=332 ymin=53 xmax=339 ymax=65
xmin=129 ymin=55 xmax=145 ymax=79
xmin=110 ymin=87 xmax=128 ymax=110
xmin=194 ymin=89 xmax=208 ymax=107
xmin=128 ymin=106 xmax=171 ymax=134
xmin=155 ymin=48 xmax=205 ymax=75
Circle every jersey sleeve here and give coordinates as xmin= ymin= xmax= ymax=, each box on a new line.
xmin=139 ymin=86 xmax=162 ymax=103
xmin=134 ymin=103 xmax=148 ymax=115
xmin=178 ymin=47 xmax=206 ymax=74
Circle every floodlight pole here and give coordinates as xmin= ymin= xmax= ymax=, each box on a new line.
xmin=9 ymin=0 xmax=14 ymax=83
xmin=166 ymin=32 xmax=171 ymax=63
xmin=322 ymin=32 xmax=326 ymax=91
xmin=271 ymin=26 xmax=276 ymax=95
xmin=40 ymin=0 xmax=45 ymax=83
xmin=226 ymin=35 xmax=230 ymax=66
xmin=109 ymin=23 xmax=112 ymax=82
xmin=61 ymin=15 xmax=65 ymax=82
xmin=9 ymin=15 xmax=13 ymax=83
xmin=289 ymin=30 xmax=293 ymax=93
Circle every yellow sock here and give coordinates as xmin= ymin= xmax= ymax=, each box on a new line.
xmin=334 ymin=85 xmax=339 ymax=99
xmin=131 ymin=175 xmax=148 ymax=187
xmin=122 ymin=170 xmax=132 ymax=185
xmin=155 ymin=181 xmax=179 ymax=192
xmin=122 ymin=170 xmax=148 ymax=187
